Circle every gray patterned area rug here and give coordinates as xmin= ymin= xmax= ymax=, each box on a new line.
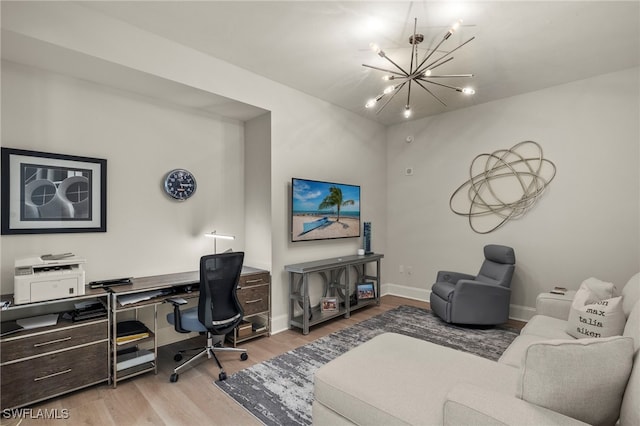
xmin=215 ymin=305 xmax=519 ymax=426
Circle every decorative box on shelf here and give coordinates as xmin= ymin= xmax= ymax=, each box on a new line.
xmin=237 ymin=320 xmax=252 ymax=338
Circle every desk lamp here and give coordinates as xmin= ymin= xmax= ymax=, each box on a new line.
xmin=205 ymin=231 xmax=235 ymax=254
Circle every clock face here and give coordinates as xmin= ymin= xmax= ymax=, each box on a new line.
xmin=164 ymin=169 xmax=197 ymax=201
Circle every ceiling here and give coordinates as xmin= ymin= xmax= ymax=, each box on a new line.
xmin=13 ymin=2 xmax=640 ymax=126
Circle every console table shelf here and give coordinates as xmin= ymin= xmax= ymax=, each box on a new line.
xmin=285 ymin=253 xmax=383 ymax=334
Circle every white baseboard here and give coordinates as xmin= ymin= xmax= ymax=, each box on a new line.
xmin=270 ymin=283 xmax=536 ymax=336
xmin=271 ymin=313 xmax=290 ymax=335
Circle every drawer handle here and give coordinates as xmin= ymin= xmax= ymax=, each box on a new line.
xmin=245 ymin=279 xmax=264 ymax=284
xmin=33 ymin=336 xmax=72 ymax=347
xmin=34 ymin=369 xmax=72 ymax=382
xmin=245 ymin=298 xmax=263 ymax=304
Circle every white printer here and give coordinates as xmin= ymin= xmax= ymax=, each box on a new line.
xmin=14 ymin=255 xmax=86 ymax=305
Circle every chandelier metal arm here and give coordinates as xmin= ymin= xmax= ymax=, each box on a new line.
xmin=426 ymin=74 xmax=474 ymax=78
xmin=416 ymin=77 xmax=466 ymax=92
xmin=417 ymin=36 xmax=475 ymax=75
xmin=376 ymin=81 xmax=407 ymax=114
xmin=413 ymin=79 xmax=447 ymax=106
xmin=415 ymin=36 xmax=449 ymax=75
xmin=416 ymin=56 xmax=454 ymax=76
xmin=383 ymin=55 xmax=411 ymax=76
xmin=409 ymin=18 xmax=418 ymax=75
xmin=362 ymin=64 xmax=406 ymax=77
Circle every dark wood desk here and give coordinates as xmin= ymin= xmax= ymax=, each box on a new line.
xmin=109 ymin=266 xmax=269 ymax=387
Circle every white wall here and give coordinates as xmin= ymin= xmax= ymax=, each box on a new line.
xmin=0 ymin=2 xmax=388 ymax=337
xmin=244 ymin=112 xmax=272 ymax=271
xmin=386 ymin=68 xmax=640 ymax=320
xmin=1 ymin=60 xmax=246 ymax=286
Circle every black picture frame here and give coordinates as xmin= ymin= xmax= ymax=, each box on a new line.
xmin=356 ymin=282 xmax=376 ymax=301
xmin=1 ymin=148 xmax=107 ymax=235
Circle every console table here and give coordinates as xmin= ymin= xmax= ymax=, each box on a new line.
xmin=285 ymin=253 xmax=384 ymax=334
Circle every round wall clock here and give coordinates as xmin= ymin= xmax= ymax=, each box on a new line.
xmin=163 ymin=169 xmax=197 ymax=201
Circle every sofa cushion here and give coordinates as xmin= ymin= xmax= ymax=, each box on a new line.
xmin=521 ymin=315 xmax=574 ymax=340
xmin=499 ymin=334 xmax=549 ymax=368
xmin=516 ymin=336 xmax=634 ymax=426
xmin=578 ymin=277 xmax=616 ymax=299
xmin=621 ymin=272 xmax=640 ymax=317
xmin=566 ymin=281 xmax=625 ymax=339
xmin=314 ymin=333 xmax=519 ymax=426
xmin=620 ymin=300 xmax=640 ymax=426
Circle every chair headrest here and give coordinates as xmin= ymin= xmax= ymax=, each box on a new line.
xmin=484 ymin=245 xmax=516 ymax=265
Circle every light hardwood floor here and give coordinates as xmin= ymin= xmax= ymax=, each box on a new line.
xmin=2 ymin=296 xmax=524 ymax=426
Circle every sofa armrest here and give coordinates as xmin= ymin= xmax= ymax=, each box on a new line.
xmin=536 ymin=291 xmax=576 ymax=320
xmin=443 ymin=384 xmax=589 ymax=426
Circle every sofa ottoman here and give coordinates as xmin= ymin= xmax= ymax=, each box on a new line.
xmin=313 ymin=332 xmax=519 ymax=425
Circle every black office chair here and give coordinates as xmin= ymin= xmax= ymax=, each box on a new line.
xmin=166 ymin=252 xmax=248 ymax=382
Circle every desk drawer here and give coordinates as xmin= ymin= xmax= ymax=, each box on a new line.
xmin=1 ymin=321 xmax=107 ymax=363
xmin=237 ymin=285 xmax=269 ymax=316
xmin=239 ymin=273 xmax=269 ymax=288
xmin=1 ymin=341 xmax=108 ymax=409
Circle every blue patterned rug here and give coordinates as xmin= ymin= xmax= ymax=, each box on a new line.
xmin=215 ymin=305 xmax=519 ymax=426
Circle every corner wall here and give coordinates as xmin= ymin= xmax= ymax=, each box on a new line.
xmin=386 ymin=68 xmax=640 ymax=320
xmin=0 ymin=2 xmax=388 ymax=337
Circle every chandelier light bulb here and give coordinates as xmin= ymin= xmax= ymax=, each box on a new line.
xmin=382 ymin=75 xmax=395 ymax=81
xmin=365 ymin=98 xmax=377 ymax=108
xmin=451 ymin=20 xmax=463 ymax=33
xmin=424 ymin=69 xmax=432 ymax=77
xmin=462 ymin=87 xmax=476 ymax=95
xmin=369 ymin=42 xmax=381 ymax=54
xmin=403 ymin=106 xmax=412 ymax=118
xmin=383 ymin=85 xmax=395 ymax=95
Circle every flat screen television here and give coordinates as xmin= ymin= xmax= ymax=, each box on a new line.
xmin=291 ymin=178 xmax=361 ymax=242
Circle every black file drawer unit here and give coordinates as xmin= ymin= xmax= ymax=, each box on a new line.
xmin=0 ymin=302 xmax=110 ymax=410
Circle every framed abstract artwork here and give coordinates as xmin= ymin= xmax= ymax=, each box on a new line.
xmin=1 ymin=148 xmax=107 ymax=234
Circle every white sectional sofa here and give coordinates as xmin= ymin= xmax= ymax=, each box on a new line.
xmin=313 ymin=273 xmax=640 ymax=426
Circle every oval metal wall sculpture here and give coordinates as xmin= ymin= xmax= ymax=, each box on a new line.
xmin=449 ymin=141 xmax=556 ymax=234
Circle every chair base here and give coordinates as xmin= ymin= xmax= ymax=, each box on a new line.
xmin=169 ymin=332 xmax=247 ymax=382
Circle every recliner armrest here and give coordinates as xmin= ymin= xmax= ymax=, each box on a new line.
xmin=444 ymin=384 xmax=589 ymax=426
xmin=436 ymin=270 xmax=476 ymax=283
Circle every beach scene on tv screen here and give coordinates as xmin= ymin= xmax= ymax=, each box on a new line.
xmin=292 ymin=179 xmax=360 ymax=241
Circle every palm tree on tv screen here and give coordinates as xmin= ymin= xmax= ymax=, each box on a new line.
xmin=318 ymin=186 xmax=354 ymax=223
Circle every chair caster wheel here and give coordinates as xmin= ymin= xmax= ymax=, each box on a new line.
xmin=174 ymin=354 xmax=183 ymax=362
xmin=219 ymin=371 xmax=227 ymax=381
xmin=240 ymin=352 xmax=248 ymax=361
xmin=170 ymin=373 xmax=179 ymax=383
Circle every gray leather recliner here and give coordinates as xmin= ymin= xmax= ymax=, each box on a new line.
xmin=430 ymin=245 xmax=516 ymax=325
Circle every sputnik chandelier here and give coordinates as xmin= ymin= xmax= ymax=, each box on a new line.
xmin=363 ymin=18 xmax=475 ymax=119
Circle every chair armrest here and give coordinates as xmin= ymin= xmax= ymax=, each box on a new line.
xmin=450 ymin=281 xmax=511 ymax=324
xmin=166 ymin=298 xmax=191 ymax=333
xmin=436 ymin=270 xmax=476 ymax=283
xmin=536 ymin=291 xmax=576 ymax=320
xmin=444 ymin=384 xmax=589 ymax=426
xmin=454 ymin=279 xmax=511 ymax=301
